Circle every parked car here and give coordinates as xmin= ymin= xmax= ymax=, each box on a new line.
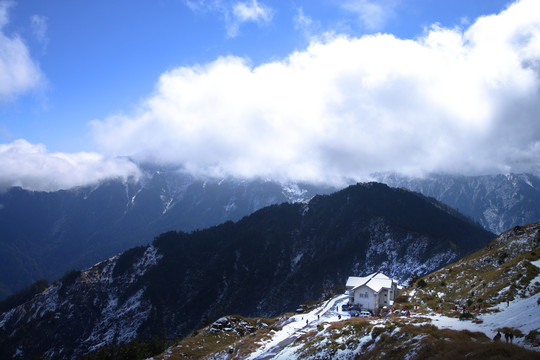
xmin=359 ymin=311 xmax=371 ymax=317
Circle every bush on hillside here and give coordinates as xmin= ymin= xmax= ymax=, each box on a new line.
xmin=417 ymin=279 xmax=427 ymax=288
xmin=0 ymin=279 xmax=49 ymax=313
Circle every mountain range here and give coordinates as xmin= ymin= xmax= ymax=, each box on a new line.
xmin=0 ymin=170 xmax=332 ymax=299
xmin=0 ymin=182 xmax=494 ymax=359
xmin=378 ymin=172 xmax=540 ymax=234
xmin=0 ymin=170 xmax=538 ymax=300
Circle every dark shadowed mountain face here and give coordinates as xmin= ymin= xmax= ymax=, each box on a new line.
xmin=0 ymin=171 xmax=334 ymax=299
xmin=1 ymin=170 xmax=537 ymax=300
xmin=0 ymin=183 xmax=494 ymax=359
xmin=377 ymin=173 xmax=540 ymax=235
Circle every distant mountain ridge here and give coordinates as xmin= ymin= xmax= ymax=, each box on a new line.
xmin=377 ymin=172 xmax=540 ymax=234
xmin=0 ymin=170 xmax=332 ymax=299
xmin=0 ymin=182 xmax=494 ymax=359
xmin=1 ymin=170 xmax=538 ymax=299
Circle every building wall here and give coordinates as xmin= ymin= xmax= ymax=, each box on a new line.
xmin=378 ymin=288 xmax=391 ymax=307
xmin=352 ymin=285 xmax=375 ymax=311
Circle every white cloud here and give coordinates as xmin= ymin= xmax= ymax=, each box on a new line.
xmin=0 ymin=1 xmax=44 ymax=101
xmin=90 ymin=0 xmax=540 ymax=186
xmin=0 ymin=139 xmax=141 ymax=191
xmin=294 ymin=7 xmax=316 ymax=37
xmin=30 ymin=14 xmax=48 ymax=51
xmin=341 ymin=0 xmax=397 ymax=31
xmin=227 ymin=0 xmax=273 ymax=37
xmin=184 ymin=0 xmax=273 ymax=38
xmin=233 ymin=0 xmax=271 ymax=23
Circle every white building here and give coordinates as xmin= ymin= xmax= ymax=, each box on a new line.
xmin=346 ymin=272 xmax=399 ymax=312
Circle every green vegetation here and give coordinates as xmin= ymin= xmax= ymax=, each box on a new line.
xmin=59 ymin=270 xmax=81 ymax=296
xmin=112 ymin=246 xmax=147 ymax=278
xmin=78 ymin=337 xmax=167 ymax=360
xmin=0 ymin=279 xmax=48 ymax=313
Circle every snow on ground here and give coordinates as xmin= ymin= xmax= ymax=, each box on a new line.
xmin=411 ymin=259 xmax=540 ymax=347
xmin=248 ymin=294 xmax=350 ymax=360
xmin=422 ymin=290 xmax=539 ymax=349
xmin=247 ymin=263 xmax=540 ymax=359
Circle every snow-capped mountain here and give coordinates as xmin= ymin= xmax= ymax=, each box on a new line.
xmin=0 ymin=182 xmax=494 ymax=359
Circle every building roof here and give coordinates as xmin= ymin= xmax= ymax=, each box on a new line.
xmin=346 ymin=272 xmax=396 ymax=293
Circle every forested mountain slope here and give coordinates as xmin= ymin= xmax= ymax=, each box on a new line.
xmin=0 ymin=183 xmax=494 ymax=359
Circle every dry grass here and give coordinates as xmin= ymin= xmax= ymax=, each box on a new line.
xmin=363 ymin=324 xmax=539 ymax=360
xmin=404 ymin=223 xmax=540 ymax=316
xmin=151 ymin=315 xmax=278 ymax=360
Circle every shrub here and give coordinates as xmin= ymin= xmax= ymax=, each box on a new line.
xmin=525 ymin=330 xmax=539 ymax=345
xmin=394 ymin=295 xmax=409 ymax=303
xmin=371 ymin=326 xmax=385 ymax=339
xmin=498 ymin=252 xmax=508 ymax=265
xmin=417 ymin=279 xmax=427 ymax=288
xmin=112 ymin=246 xmax=147 ymax=278
xmin=61 ymin=269 xmax=81 ymax=286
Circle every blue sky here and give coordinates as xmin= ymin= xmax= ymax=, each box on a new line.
xmin=1 ymin=0 xmax=539 ymax=190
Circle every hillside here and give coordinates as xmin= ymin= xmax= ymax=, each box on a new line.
xmin=0 ymin=182 xmax=494 ymax=359
xmin=406 ymin=222 xmax=540 ymax=314
xmin=141 ymin=223 xmax=540 ymax=360
xmin=0 ymin=170 xmax=331 ymax=299
xmin=1 ymin=171 xmax=538 ymax=300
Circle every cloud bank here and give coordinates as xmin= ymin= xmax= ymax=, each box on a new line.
xmin=0 ymin=1 xmax=44 ymax=101
xmin=91 ymin=0 xmax=540 ymax=186
xmin=0 ymin=140 xmax=140 ymax=191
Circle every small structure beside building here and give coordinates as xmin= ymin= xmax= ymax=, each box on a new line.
xmin=346 ymin=272 xmax=399 ymax=312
